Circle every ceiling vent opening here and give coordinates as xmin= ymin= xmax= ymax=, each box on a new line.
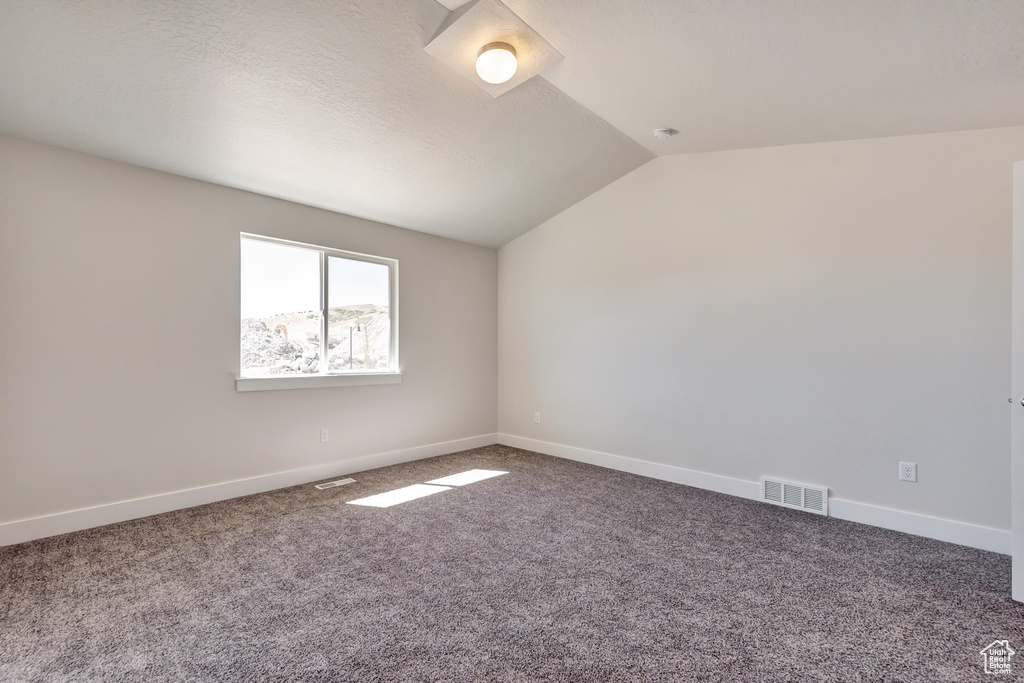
xmin=314 ymin=478 xmax=356 ymax=490
xmin=760 ymin=477 xmax=828 ymax=516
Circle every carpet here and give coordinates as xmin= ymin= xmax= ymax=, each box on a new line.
xmin=2 ymin=445 xmax=1022 ymax=681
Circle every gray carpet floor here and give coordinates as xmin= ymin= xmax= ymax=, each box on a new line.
xmin=2 ymin=445 xmax=1023 ymax=682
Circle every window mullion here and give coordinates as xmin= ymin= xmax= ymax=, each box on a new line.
xmin=320 ymin=250 xmax=328 ymax=375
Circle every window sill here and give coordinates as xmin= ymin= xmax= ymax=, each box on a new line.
xmin=236 ymin=372 xmax=402 ymax=392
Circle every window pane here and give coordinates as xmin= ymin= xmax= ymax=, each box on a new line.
xmin=327 ymin=256 xmax=390 ymax=372
xmin=240 ymin=239 xmax=321 ymax=377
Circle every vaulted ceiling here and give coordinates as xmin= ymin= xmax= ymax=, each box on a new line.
xmin=2 ymin=1 xmax=1023 ymax=247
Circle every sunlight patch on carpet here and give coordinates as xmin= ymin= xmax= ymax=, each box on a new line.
xmin=426 ymin=469 xmax=509 ymax=487
xmin=346 ymin=484 xmax=451 ymax=508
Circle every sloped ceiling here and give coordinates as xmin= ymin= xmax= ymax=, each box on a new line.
xmin=2 ymin=1 xmax=1023 ymax=247
xmin=509 ymin=0 xmax=1024 ymax=156
xmin=0 ymin=0 xmax=651 ymax=248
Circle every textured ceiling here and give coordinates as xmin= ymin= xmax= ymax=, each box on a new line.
xmin=2 ymin=1 xmax=1023 ymax=247
xmin=499 ymin=0 xmax=1024 ymax=155
xmin=0 ymin=0 xmax=650 ymax=248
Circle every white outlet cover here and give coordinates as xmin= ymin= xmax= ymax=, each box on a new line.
xmin=899 ymin=461 xmax=917 ymax=482
xmin=320 ymin=429 xmax=330 ymax=442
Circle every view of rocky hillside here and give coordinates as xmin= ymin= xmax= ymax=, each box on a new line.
xmin=241 ymin=304 xmax=390 ymax=376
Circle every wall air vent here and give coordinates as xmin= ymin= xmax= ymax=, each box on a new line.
xmin=760 ymin=477 xmax=828 ymax=516
xmin=314 ymin=478 xmax=356 ymax=490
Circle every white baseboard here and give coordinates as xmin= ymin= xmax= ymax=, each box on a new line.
xmin=6 ymin=432 xmax=1009 ymax=556
xmin=828 ymin=498 xmax=1010 ymax=555
xmin=0 ymin=433 xmax=498 ymax=547
xmin=497 ymin=433 xmax=1011 ymax=555
xmin=497 ymin=434 xmax=761 ymax=501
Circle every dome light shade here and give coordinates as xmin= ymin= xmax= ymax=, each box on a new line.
xmin=476 ymin=42 xmax=517 ymax=85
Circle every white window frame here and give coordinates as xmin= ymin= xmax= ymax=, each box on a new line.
xmin=236 ymin=233 xmax=400 ymax=392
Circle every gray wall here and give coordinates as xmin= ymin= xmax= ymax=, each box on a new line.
xmin=499 ymin=126 xmax=1024 ymax=531
xmin=0 ymin=135 xmax=497 ymax=525
xmin=5 ymin=124 xmax=1022 ymax=540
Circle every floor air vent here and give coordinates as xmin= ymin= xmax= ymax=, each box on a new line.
xmin=760 ymin=477 xmax=828 ymax=516
xmin=314 ymin=478 xmax=356 ymax=490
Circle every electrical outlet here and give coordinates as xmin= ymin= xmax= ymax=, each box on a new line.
xmin=320 ymin=429 xmax=329 ymax=443
xmin=534 ymin=412 xmax=541 ymax=424
xmin=899 ymin=461 xmax=917 ymax=482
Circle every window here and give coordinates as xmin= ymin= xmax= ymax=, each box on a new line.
xmin=238 ymin=234 xmax=398 ymax=390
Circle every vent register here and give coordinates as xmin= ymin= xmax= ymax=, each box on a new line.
xmin=761 ymin=478 xmax=828 ymax=516
xmin=314 ymin=478 xmax=356 ymax=490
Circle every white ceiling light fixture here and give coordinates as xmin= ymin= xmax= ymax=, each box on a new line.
xmin=476 ymin=42 xmax=517 ymax=85
xmin=654 ymin=128 xmax=678 ymax=140
xmin=425 ymin=0 xmax=563 ymax=98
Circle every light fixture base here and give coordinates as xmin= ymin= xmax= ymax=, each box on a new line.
xmin=479 ymin=42 xmax=515 ymax=58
